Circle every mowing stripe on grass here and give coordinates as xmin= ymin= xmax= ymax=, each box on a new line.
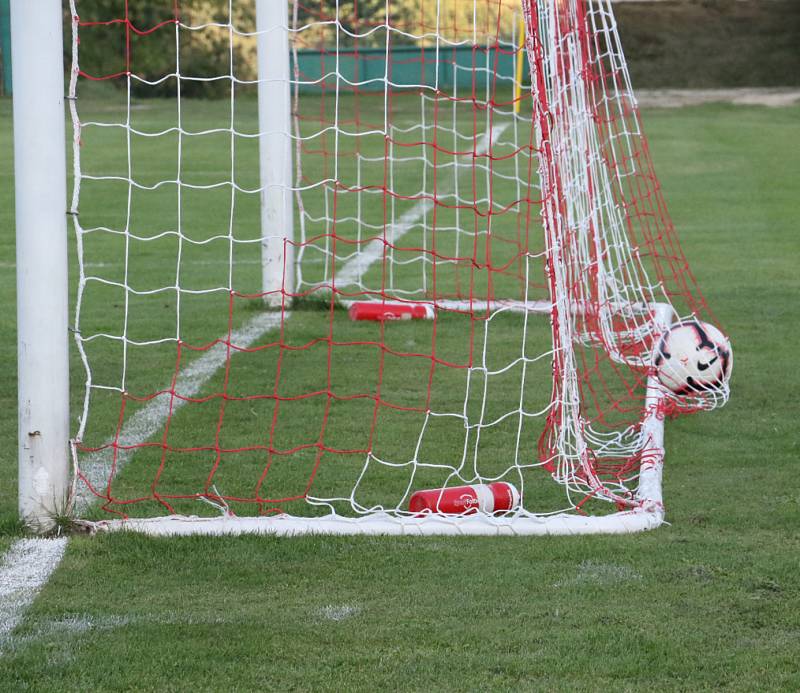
xmin=0 ymin=538 xmax=68 ymax=653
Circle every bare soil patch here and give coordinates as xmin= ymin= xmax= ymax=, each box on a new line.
xmin=636 ymin=88 xmax=800 ymax=108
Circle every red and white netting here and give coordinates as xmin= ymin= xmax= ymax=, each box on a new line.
xmin=68 ymin=0 xmax=727 ymax=535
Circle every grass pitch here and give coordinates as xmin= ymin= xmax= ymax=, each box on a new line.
xmin=0 ymin=94 xmax=799 ymax=689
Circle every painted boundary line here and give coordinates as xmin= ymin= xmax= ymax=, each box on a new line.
xmin=335 ymin=123 xmax=510 ymax=288
xmin=0 ymin=538 xmax=68 ymax=654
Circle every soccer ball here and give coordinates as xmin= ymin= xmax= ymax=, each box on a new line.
xmin=655 ymin=321 xmax=732 ymax=394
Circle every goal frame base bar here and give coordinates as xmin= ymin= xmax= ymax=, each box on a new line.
xmin=77 ymin=303 xmax=672 ymax=537
xmin=85 ymin=503 xmax=664 ymax=537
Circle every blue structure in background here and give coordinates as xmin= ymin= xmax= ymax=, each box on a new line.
xmin=293 ymin=44 xmax=526 ymax=95
xmin=0 ymin=0 xmax=11 ymax=95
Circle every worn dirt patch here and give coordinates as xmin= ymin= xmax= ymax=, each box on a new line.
xmin=636 ymin=88 xmax=800 ymax=108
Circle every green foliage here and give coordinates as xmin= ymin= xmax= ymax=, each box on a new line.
xmin=295 ymin=0 xmax=516 ymax=48
xmin=616 ymin=0 xmax=800 ymax=88
xmin=0 ymin=0 xmax=10 ymax=97
xmin=68 ymin=0 xmax=257 ymax=98
xmin=65 ymin=0 xmax=800 ymax=101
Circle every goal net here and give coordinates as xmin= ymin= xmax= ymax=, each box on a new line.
xmin=68 ymin=0 xmax=729 ymax=535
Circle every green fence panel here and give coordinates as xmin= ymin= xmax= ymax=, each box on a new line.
xmin=0 ymin=0 xmax=11 ymax=95
xmin=293 ymin=44 xmax=526 ymax=95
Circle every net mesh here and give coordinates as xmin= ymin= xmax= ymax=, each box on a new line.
xmin=68 ymin=0 xmax=727 ymax=525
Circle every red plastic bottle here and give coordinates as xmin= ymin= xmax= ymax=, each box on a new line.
xmin=348 ymin=301 xmax=434 ymax=322
xmin=408 ymin=482 xmax=520 ymax=515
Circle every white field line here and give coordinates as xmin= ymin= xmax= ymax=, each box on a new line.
xmin=4 ymin=606 xmax=362 ymax=652
xmin=334 ymin=199 xmax=436 ymax=287
xmin=552 ymin=560 xmax=643 ymax=587
xmin=335 ymin=123 xmax=510 ymax=288
xmin=75 ymin=310 xmax=286 ymax=511
xmin=0 ymin=259 xmax=330 ymax=270
xmin=0 ymin=538 xmax=68 ymax=653
xmin=317 ymin=604 xmax=362 ymax=622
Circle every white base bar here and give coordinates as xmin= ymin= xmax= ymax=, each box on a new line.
xmin=338 ymin=298 xmax=662 ymax=318
xmin=81 ymin=303 xmax=672 ymax=537
xmin=87 ymin=506 xmax=664 ymax=537
xmin=339 ymin=298 xmax=553 ymax=315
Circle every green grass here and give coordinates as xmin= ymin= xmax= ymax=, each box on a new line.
xmin=57 ymin=87 xmax=661 ymax=521
xmin=62 ymin=88 xmax=564 ymax=519
xmin=3 ymin=532 xmax=799 ymax=690
xmin=1 ymin=92 xmax=799 ymax=689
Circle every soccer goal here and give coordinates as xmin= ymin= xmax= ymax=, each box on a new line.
xmin=14 ymin=0 xmax=730 ymax=536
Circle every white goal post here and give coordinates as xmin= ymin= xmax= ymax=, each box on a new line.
xmin=13 ymin=0 xmax=70 ymax=531
xmin=257 ymin=0 xmax=295 ymax=306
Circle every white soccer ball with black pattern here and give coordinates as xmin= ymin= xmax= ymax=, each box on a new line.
xmin=655 ymin=321 xmax=732 ymax=395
